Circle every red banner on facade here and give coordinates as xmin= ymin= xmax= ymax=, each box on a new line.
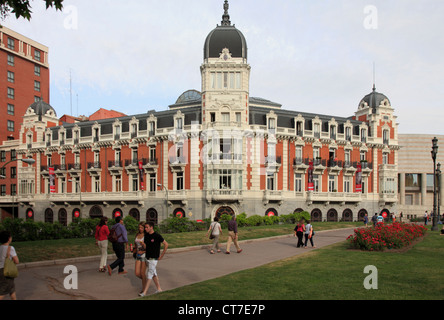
xmin=49 ymin=167 xmax=55 ymax=193
xmin=138 ymin=160 xmax=144 ymax=191
xmin=308 ymin=160 xmax=314 ymax=191
xmin=356 ymin=163 xmax=362 ymax=192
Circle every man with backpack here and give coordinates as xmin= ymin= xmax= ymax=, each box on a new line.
xmin=107 ymin=216 xmax=129 ymax=275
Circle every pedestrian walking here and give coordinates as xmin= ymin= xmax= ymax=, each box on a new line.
xmin=0 ymin=231 xmax=19 ymax=300
xmin=107 ymin=216 xmax=128 ymax=276
xmin=226 ymin=215 xmax=242 ymax=254
xmin=304 ymin=220 xmax=316 ymax=248
xmin=372 ymin=213 xmax=378 ymax=227
xmin=294 ymin=219 xmax=305 ymax=248
xmin=377 ymin=213 xmax=384 ymax=224
xmin=207 ymin=216 xmax=222 ymax=254
xmin=363 ymin=213 xmax=368 ymax=227
xmin=400 ymin=212 xmax=403 ymax=223
xmin=424 ymin=211 xmax=428 ymax=225
xmin=133 ymin=222 xmax=147 ymax=293
xmin=139 ymin=222 xmax=168 ymax=297
xmin=95 ymin=217 xmax=109 ymax=272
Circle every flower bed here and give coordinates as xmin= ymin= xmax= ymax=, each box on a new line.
xmin=347 ymin=222 xmax=427 ymax=251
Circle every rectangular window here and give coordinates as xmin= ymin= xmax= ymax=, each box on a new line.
xmin=149 ymin=174 xmax=156 ymax=192
xmin=115 ymin=175 xmax=122 ymax=192
xmin=7 ymin=88 xmax=14 ymax=99
xmin=328 ymin=175 xmax=336 ymax=192
xmin=344 ymin=176 xmax=351 ymax=193
xmin=176 ymin=171 xmax=184 ymax=190
xmin=295 ymin=174 xmax=302 ymax=192
xmin=11 ymin=184 xmax=16 ymax=196
xmin=223 ymin=72 xmax=228 ymax=88
xmin=7 ymin=38 xmax=15 ymax=50
xmin=217 ymin=73 xmax=222 ymax=89
xmin=34 ymin=50 xmax=41 ymax=61
xmin=34 ymin=80 xmax=41 ymax=92
xmin=0 ymin=185 xmax=5 ymax=196
xmin=7 ymin=120 xmax=14 ymax=132
xmin=267 ymin=172 xmax=275 ymax=190
xmin=235 ymin=72 xmax=241 ymax=89
xmin=10 ymin=150 xmax=16 ymax=161
xmin=10 ymin=167 xmax=16 ymax=179
xmin=132 ymin=174 xmax=138 ymax=191
xmin=7 ymin=71 xmax=14 ymax=83
xmin=34 ymin=65 xmax=41 ymax=76
xmin=0 ymin=151 xmax=6 ymax=162
xmin=7 ymin=104 xmax=14 ymax=115
xmin=7 ymin=55 xmax=14 ymax=66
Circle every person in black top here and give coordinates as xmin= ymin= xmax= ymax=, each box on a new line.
xmin=139 ymin=222 xmax=168 ymax=297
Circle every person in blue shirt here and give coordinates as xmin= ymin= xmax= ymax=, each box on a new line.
xmin=377 ymin=213 xmax=384 ymax=224
xmin=107 ymin=216 xmax=128 ymax=275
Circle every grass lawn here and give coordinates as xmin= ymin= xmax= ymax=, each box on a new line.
xmin=13 ymin=222 xmax=361 ymax=263
xmin=142 ymin=227 xmax=444 ymax=300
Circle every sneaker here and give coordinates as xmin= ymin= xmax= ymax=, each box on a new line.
xmin=138 ymin=292 xmax=145 ymax=297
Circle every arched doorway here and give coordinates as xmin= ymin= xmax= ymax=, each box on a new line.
xmin=129 ymin=208 xmax=140 ymax=221
xmin=342 ymin=209 xmax=353 ymax=222
xmin=216 ymin=206 xmax=235 ymax=219
xmin=266 ymin=208 xmax=278 ymax=216
xmin=173 ymin=208 xmax=185 ymax=218
xmin=327 ymin=209 xmax=338 ymax=222
xmin=358 ymin=209 xmax=368 ymax=221
xmin=146 ymin=208 xmax=158 ymax=225
xmin=112 ymin=208 xmax=123 ymax=219
xmin=310 ymin=208 xmax=322 ymax=222
xmin=72 ymin=208 xmax=81 ymax=219
xmin=380 ymin=208 xmax=390 ymax=221
xmin=89 ymin=205 xmax=103 ymax=219
xmin=26 ymin=208 xmax=34 ymax=220
xmin=44 ymin=208 xmax=53 ymax=223
xmin=58 ymin=208 xmax=67 ymax=226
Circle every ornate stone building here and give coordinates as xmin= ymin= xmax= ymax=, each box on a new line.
xmin=6 ymin=1 xmax=399 ymax=224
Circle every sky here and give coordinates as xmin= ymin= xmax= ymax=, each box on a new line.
xmin=2 ymin=0 xmax=444 ymax=134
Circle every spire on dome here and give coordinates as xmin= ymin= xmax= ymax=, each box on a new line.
xmin=221 ymin=0 xmax=231 ymax=26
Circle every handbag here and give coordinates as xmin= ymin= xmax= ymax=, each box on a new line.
xmin=209 ymin=223 xmax=215 ymax=239
xmin=4 ymin=246 xmax=18 ymax=278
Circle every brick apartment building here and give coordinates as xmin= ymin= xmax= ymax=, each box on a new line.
xmin=1 ymin=2 xmax=401 ymax=224
xmin=0 ymin=26 xmax=50 ymax=219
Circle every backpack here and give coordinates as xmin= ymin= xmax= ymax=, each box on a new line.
xmin=108 ymin=226 xmax=122 ymax=243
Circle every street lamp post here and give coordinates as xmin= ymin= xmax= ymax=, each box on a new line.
xmin=431 ymin=137 xmax=438 ymax=231
xmin=437 ymin=163 xmax=441 ymax=224
xmin=157 ymin=183 xmax=168 ymax=217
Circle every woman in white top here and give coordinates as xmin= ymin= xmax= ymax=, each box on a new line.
xmin=304 ymin=220 xmax=316 ymax=248
xmin=207 ymin=216 xmax=223 ymax=254
xmin=0 ymin=231 xmax=19 ymax=300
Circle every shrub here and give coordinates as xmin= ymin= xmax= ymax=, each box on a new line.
xmin=347 ymin=222 xmax=427 ymax=251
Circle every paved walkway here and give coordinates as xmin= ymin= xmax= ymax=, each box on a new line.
xmin=10 ymin=227 xmax=355 ymax=300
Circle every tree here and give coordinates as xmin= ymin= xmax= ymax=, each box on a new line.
xmin=0 ymin=0 xmax=63 ymax=21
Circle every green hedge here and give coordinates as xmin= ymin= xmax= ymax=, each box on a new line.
xmin=0 ymin=216 xmax=140 ymax=242
xmin=0 ymin=212 xmax=312 ymax=241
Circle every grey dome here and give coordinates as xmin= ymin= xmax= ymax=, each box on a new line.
xmin=27 ymin=100 xmax=57 ymax=120
xmin=359 ymin=85 xmax=391 ymax=110
xmin=203 ymin=1 xmax=247 ymax=60
xmin=176 ymin=90 xmax=202 ymax=104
